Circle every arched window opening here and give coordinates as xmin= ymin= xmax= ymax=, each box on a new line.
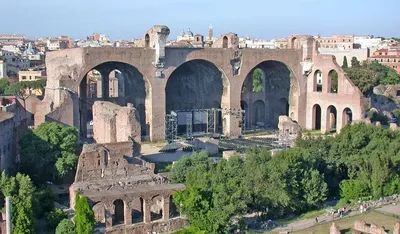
xmin=132 ymin=198 xmax=144 ymax=224
xmin=252 ymin=100 xmax=266 ymax=128
xmin=108 ymin=69 xmax=124 ymax=98
xmin=169 ymin=196 xmax=180 ymax=218
xmin=314 ymin=70 xmax=323 ymax=92
xmin=145 ymin=34 xmax=150 ymax=48
xmin=328 ymin=70 xmax=338 ymax=93
xmin=327 ymin=105 xmax=337 ymax=132
xmin=150 ymin=196 xmax=163 ymax=222
xmin=113 ymin=199 xmax=124 ymax=226
xmin=342 ymin=108 xmax=353 ymax=126
xmin=313 ymin=104 xmax=322 ymax=130
xmin=222 ymin=36 xmax=228 ymax=48
xmin=252 ymin=68 xmax=263 ymax=92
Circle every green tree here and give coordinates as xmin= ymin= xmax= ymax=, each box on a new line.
xmin=0 ymin=78 xmax=10 ymax=94
xmin=391 ymin=109 xmax=400 ymax=119
xmin=301 ymin=169 xmax=328 ymax=208
xmin=351 ymin=57 xmax=360 ymax=67
xmin=344 ymin=67 xmax=377 ymax=94
xmin=0 ymin=172 xmax=36 ymax=234
xmin=342 ymin=56 xmax=348 ymax=68
xmin=252 ymin=68 xmax=263 ymax=92
xmin=380 ymin=67 xmax=400 ymax=85
xmin=74 ymin=193 xmax=95 ymax=234
xmin=55 ymin=219 xmax=76 ymax=234
xmin=19 ymin=122 xmax=78 ymax=184
xmin=46 ymin=208 xmax=68 ymax=230
xmin=4 ymin=80 xmax=46 ymax=120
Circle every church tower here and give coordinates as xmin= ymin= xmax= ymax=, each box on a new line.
xmin=208 ymin=23 xmax=213 ymax=40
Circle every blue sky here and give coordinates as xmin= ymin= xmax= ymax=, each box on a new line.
xmin=3 ymin=0 xmax=399 ymax=40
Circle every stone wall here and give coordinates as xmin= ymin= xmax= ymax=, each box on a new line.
xmin=354 ymin=220 xmax=388 ymax=234
xmin=36 ymin=25 xmax=364 ymax=141
xmin=330 ymin=222 xmax=340 ymax=234
xmin=93 ymin=101 xmax=141 ymax=154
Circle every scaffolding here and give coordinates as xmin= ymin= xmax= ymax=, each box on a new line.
xmin=165 ymin=112 xmax=178 ymax=142
xmin=207 ymin=108 xmax=216 ymax=137
xmin=186 ymin=113 xmax=193 ymax=138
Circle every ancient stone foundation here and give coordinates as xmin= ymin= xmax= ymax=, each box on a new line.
xmin=330 ymin=222 xmax=340 ymax=234
xmin=354 ymin=220 xmax=388 ymax=234
xmin=93 ymin=101 xmax=141 ymax=144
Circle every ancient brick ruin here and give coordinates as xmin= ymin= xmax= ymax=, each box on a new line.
xmin=70 ymin=101 xmax=186 ymax=234
xmin=36 ymin=25 xmax=364 ymax=141
xmin=353 ymin=220 xmax=388 ymax=234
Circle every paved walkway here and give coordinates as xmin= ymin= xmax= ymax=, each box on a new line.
xmin=270 ymin=203 xmax=400 ymax=233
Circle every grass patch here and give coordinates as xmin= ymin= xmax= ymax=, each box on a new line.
xmin=290 ymin=211 xmax=397 ymax=234
xmin=154 ymin=162 xmax=173 ymax=173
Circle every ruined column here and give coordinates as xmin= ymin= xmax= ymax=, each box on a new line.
xmin=100 ymin=70 xmax=110 ymax=101
xmin=321 ymin=106 xmax=328 ymax=133
xmin=124 ymin=201 xmax=132 ymax=225
xmin=162 ymin=196 xmax=170 ymax=221
xmin=105 ymin=204 xmax=113 ymax=228
xmin=336 ymin=109 xmax=344 ymax=133
xmin=79 ymin=76 xmax=88 ymax=138
xmin=222 ymin=78 xmax=242 ymax=137
xmin=148 ymin=77 xmax=166 ymax=141
xmin=143 ymin=199 xmax=151 ymax=224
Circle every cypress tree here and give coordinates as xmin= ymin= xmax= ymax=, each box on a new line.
xmin=342 ymin=56 xmax=348 ymax=68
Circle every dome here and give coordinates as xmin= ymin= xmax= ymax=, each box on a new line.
xmin=186 ymin=28 xmax=194 ymax=37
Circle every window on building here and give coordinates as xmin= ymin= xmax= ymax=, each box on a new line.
xmin=22 ymin=76 xmax=26 ymax=80
xmin=387 ymin=59 xmax=390 ymax=62
xmin=342 ymin=39 xmax=345 ymax=42
xmin=381 ymin=59 xmax=383 ymax=62
xmin=379 ymin=53 xmax=382 ymax=55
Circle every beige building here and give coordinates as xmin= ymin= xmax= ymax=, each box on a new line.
xmin=0 ymin=112 xmax=15 ymax=173
xmin=318 ymin=48 xmax=370 ymax=67
xmin=19 ymin=70 xmax=46 ymax=81
xmin=316 ymin=35 xmax=354 ymax=50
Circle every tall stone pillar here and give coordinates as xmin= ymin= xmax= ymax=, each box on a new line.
xmin=124 ymin=201 xmax=132 ymax=225
xmin=223 ymin=80 xmax=242 ymax=137
xmin=100 ymin=70 xmax=110 ymax=101
xmin=162 ymin=196 xmax=170 ymax=221
xmin=321 ymin=107 xmax=328 ymax=133
xmin=336 ymin=109 xmax=344 ymax=133
xmin=79 ymin=76 xmax=88 ymax=138
xmin=105 ymin=204 xmax=113 ymax=228
xmin=143 ymin=199 xmax=151 ymax=224
xmin=148 ymin=78 xmax=166 ymax=141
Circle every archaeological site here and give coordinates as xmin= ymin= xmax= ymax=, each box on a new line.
xmin=69 ymin=101 xmax=186 ymax=233
xmin=35 ymin=25 xmax=364 ymax=141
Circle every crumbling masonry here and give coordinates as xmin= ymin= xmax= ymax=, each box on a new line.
xmin=35 ymin=25 xmax=364 ymax=141
xmin=70 ymin=101 xmax=186 ymax=234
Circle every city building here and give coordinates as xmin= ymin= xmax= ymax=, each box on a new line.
xmin=18 ymin=70 xmax=46 ymax=82
xmin=368 ymin=48 xmax=400 ymax=75
xmin=354 ymin=35 xmax=382 ymax=49
xmin=241 ymin=37 xmax=275 ymax=49
xmin=177 ymin=28 xmax=195 ymax=42
xmin=0 ymin=96 xmax=31 ymax=173
xmin=318 ymin=48 xmax=369 ymax=67
xmin=47 ymin=39 xmax=61 ymax=51
xmin=0 ymin=34 xmax=25 ymax=46
xmin=1 ymin=45 xmax=21 ymax=54
xmin=0 ymin=51 xmax=30 ymax=77
xmin=0 ymin=59 xmax=6 ymax=78
xmin=274 ymin=38 xmax=288 ymax=49
xmin=315 ymin=35 xmax=354 ymax=50
xmin=0 ymin=112 xmax=15 ymax=172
